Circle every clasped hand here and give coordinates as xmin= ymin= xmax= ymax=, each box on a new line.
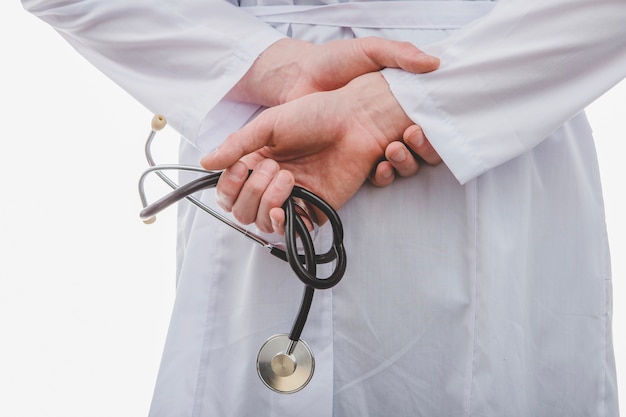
xmin=201 ymin=37 xmax=442 ymax=233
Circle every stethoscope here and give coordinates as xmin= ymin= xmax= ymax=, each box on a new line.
xmin=137 ymin=115 xmax=347 ymax=393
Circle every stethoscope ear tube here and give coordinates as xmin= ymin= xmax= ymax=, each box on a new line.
xmin=139 ymin=171 xmax=220 ymax=221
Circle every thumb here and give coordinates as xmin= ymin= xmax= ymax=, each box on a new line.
xmin=355 ymin=37 xmax=440 ymax=74
xmin=200 ymin=109 xmax=275 ymax=170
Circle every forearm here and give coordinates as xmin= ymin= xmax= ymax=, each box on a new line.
xmin=383 ymin=0 xmax=626 ymax=184
xmin=225 ymin=38 xmax=313 ymax=107
xmin=226 ymin=36 xmax=440 ymax=108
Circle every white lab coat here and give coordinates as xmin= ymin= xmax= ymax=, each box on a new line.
xmin=23 ymin=0 xmax=624 ymax=416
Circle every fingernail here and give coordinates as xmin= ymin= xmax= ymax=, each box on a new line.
xmin=406 ymin=128 xmax=424 ymax=149
xmin=275 ymin=171 xmax=292 ymax=189
xmin=257 ymin=159 xmax=278 ymax=176
xmin=270 ymin=215 xmax=281 ymax=232
xmin=381 ymin=168 xmax=394 ymax=179
xmin=227 ymin=162 xmax=247 ymax=181
xmin=389 ymin=148 xmax=406 ymax=163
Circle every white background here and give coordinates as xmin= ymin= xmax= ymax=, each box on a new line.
xmin=1 ymin=2 xmax=624 ymax=416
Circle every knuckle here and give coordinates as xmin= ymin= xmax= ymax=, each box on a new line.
xmin=400 ymin=41 xmax=416 ymax=51
xmin=247 ymin=180 xmax=266 ymax=195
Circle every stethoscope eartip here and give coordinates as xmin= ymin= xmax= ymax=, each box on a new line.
xmin=151 ymin=115 xmax=167 ymax=131
xmin=142 ymin=216 xmax=157 ymax=224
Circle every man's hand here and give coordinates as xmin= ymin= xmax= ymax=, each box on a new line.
xmin=201 ymin=72 xmax=414 ymax=233
xmin=369 ymin=125 xmax=443 ymax=187
xmin=226 ymin=37 xmax=439 ymax=107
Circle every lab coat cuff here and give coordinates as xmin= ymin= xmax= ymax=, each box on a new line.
xmin=382 ymin=68 xmax=489 ymax=185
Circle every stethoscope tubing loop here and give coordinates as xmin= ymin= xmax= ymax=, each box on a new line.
xmin=283 ymin=193 xmax=346 ymax=290
xmin=140 ymin=170 xmax=220 ymax=220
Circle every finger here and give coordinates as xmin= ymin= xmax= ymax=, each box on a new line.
xmin=385 ymin=141 xmax=421 ymax=177
xmin=354 ymin=37 xmax=440 ymax=74
xmin=256 ymin=170 xmax=294 ymax=233
xmin=230 ymin=159 xmax=280 ymax=225
xmin=215 ymin=160 xmax=249 ymax=212
xmin=403 ymin=125 xmax=442 ymax=165
xmin=319 ymin=38 xmax=439 ymax=89
xmin=200 ymin=109 xmax=277 ymax=170
xmin=368 ymin=160 xmax=396 ymax=187
xmin=269 ymin=207 xmax=287 ymax=236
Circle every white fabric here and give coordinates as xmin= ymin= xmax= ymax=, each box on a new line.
xmin=22 ymin=0 xmax=285 ymax=141
xmin=22 ymin=0 xmax=622 ymax=416
xmin=383 ymin=0 xmax=626 ymax=183
xmin=241 ymin=1 xmax=496 ymax=28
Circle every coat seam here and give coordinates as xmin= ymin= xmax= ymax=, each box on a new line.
xmin=464 ymin=179 xmax=479 ymax=417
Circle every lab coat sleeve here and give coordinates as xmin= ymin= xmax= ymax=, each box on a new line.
xmin=21 ymin=0 xmax=285 ymax=142
xmin=382 ymin=0 xmax=626 ymax=184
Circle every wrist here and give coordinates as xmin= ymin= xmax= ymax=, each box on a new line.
xmin=348 ymin=72 xmax=414 ymax=150
xmin=225 ymin=39 xmax=312 ymax=107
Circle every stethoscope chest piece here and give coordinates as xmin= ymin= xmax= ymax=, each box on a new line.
xmin=257 ymin=334 xmax=315 ymax=394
